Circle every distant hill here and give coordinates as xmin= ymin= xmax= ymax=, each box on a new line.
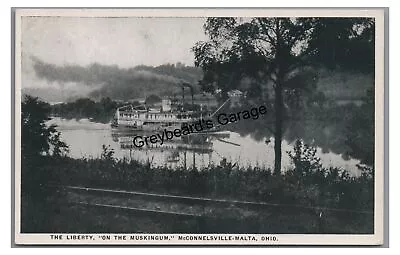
xmin=257 ymin=67 xmax=374 ymax=102
xmin=22 ymin=87 xmax=94 ymax=103
xmin=25 ymin=57 xmax=203 ymax=102
xmin=315 ymin=68 xmax=374 ymax=100
xmin=25 ymin=57 xmax=373 ymax=103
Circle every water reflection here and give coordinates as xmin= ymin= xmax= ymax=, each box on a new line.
xmin=110 ymin=129 xmax=226 ymax=169
xmin=47 ymin=118 xmax=362 ymax=176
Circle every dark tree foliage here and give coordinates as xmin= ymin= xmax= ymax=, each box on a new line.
xmin=193 ymin=18 xmax=317 ymax=174
xmin=21 ymin=95 xmax=69 ymax=196
xmin=51 ymin=97 xmax=120 ymax=123
xmin=193 ymin=17 xmax=375 ymax=174
xmin=21 ymin=95 xmax=70 ymax=232
xmin=306 ymin=18 xmax=375 ymax=73
xmin=345 ymin=87 xmax=375 ymax=165
xmin=22 ymin=95 xmax=69 ymax=158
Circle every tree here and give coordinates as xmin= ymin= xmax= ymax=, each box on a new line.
xmin=21 ymin=95 xmax=69 ymax=194
xmin=22 ymin=95 xmax=69 ymax=158
xmin=21 ymin=95 xmax=69 ymax=232
xmin=345 ymin=87 xmax=375 ymax=166
xmin=193 ymin=18 xmax=316 ymax=175
xmin=306 ymin=18 xmax=375 ymax=72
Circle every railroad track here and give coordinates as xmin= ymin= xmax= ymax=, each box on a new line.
xmin=48 ymin=184 xmax=373 ymax=217
xmin=57 ymin=185 xmax=260 ymax=220
xmin=74 ymin=201 xmax=204 ymax=218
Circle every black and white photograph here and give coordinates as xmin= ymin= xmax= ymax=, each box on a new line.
xmin=13 ymin=8 xmax=385 ymax=245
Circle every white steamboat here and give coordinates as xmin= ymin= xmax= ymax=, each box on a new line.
xmin=112 ymin=99 xmax=196 ymax=131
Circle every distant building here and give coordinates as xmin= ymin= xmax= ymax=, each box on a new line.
xmin=227 ymin=89 xmax=244 ymax=107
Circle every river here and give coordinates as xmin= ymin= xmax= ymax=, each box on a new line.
xmin=47 ymin=117 xmax=362 ymax=176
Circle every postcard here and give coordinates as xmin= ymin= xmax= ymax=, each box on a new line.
xmin=13 ymin=8 xmax=386 ymax=245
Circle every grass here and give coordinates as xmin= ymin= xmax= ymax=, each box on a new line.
xmin=20 ymin=192 xmax=373 ymax=234
xmin=20 ymin=140 xmax=374 ymax=234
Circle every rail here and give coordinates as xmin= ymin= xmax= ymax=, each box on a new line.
xmin=50 ymin=184 xmax=374 ymax=215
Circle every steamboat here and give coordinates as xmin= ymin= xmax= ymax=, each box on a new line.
xmin=111 ymin=99 xmax=203 ymax=131
xmin=111 ymin=84 xmax=235 ymax=132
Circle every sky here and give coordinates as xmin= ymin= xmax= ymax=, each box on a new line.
xmin=22 ymin=17 xmax=207 ymax=67
xmin=21 ymin=17 xmax=207 ymax=89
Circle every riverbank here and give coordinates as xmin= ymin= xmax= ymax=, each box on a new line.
xmin=21 ymin=142 xmax=374 ymax=233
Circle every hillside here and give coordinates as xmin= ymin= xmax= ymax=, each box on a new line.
xmin=25 ymin=57 xmax=203 ymax=102
xmin=24 ymin=57 xmax=372 ymax=103
xmin=316 ymin=68 xmax=374 ymax=100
